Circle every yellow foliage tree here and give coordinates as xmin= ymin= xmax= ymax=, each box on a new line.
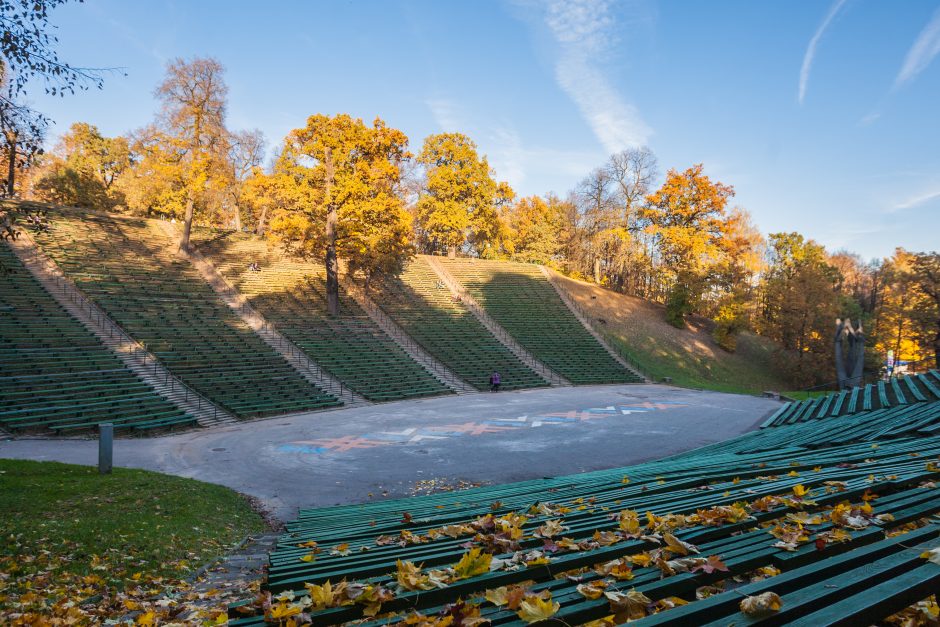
xmin=642 ymin=164 xmax=735 ymax=327
xmin=415 ymin=133 xmax=513 ymax=258
xmin=269 ymin=113 xmax=413 ymax=313
xmin=503 ymin=195 xmax=566 ymax=265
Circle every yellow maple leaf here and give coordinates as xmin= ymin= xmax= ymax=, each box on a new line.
xmin=136 ymin=611 xmax=157 ymax=626
xmin=517 ymin=594 xmax=560 ymax=623
xmin=792 ymin=484 xmax=809 ymax=498
xmin=304 ymin=580 xmax=335 ymax=610
xmin=396 ymin=560 xmax=434 ymax=591
xmin=618 ymin=510 xmax=641 ymax=535
xmin=921 ymin=547 xmax=940 ymax=565
xmin=453 ymin=548 xmax=493 ymax=579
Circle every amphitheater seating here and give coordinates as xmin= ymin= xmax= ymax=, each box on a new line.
xmin=762 ymin=371 xmax=940 ymax=428
xmin=370 ymin=257 xmax=547 ymax=391
xmin=0 ymin=242 xmax=196 ymax=433
xmin=229 ymin=392 xmax=940 ymax=625
xmin=439 ymin=258 xmax=640 ymax=384
xmin=32 ymin=211 xmax=340 ymax=418
xmin=191 ymin=230 xmax=451 ymax=402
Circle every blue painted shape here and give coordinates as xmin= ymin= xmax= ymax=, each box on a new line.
xmin=278 ymin=444 xmax=329 ymax=455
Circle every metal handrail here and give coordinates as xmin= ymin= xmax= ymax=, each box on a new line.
xmin=18 ymin=235 xmax=223 ymax=422
xmin=179 ymin=243 xmax=359 ymax=406
xmin=427 ymin=259 xmax=568 ymax=386
xmin=350 ymin=283 xmax=462 ymax=388
xmin=551 ymin=286 xmax=649 ymax=380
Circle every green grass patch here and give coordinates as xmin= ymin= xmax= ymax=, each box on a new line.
xmin=610 ymin=332 xmax=788 ymax=395
xmin=782 ymin=390 xmax=832 ymax=401
xmin=0 ymin=459 xmax=265 ymax=588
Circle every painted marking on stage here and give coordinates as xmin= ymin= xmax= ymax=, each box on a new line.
xmin=278 ymin=401 xmax=688 ymax=455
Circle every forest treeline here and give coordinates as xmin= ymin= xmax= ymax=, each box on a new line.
xmin=2 ymin=56 xmax=938 ymax=388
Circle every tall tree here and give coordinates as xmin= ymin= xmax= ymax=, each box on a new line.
xmin=153 ymin=57 xmax=228 ymax=250
xmin=642 ymin=164 xmax=735 ymax=327
xmin=0 ymin=98 xmax=44 ymax=196
xmin=503 ymin=195 xmax=565 ymax=264
xmin=30 ymin=122 xmax=130 ymax=206
xmin=909 ymin=252 xmax=940 ymax=369
xmin=224 ymin=129 xmax=265 ymax=231
xmin=269 ymin=114 xmax=413 ymax=314
xmin=415 ymin=132 xmax=513 ymax=258
xmin=758 ymin=232 xmax=841 ymax=386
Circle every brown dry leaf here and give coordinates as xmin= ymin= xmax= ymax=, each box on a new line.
xmin=576 ymin=581 xmax=608 ymax=600
xmin=663 ymin=533 xmax=698 ymax=556
xmin=606 ymin=589 xmax=651 ymax=622
xmin=739 ymin=591 xmax=783 ymax=616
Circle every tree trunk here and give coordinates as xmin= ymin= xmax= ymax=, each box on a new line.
xmin=179 ymin=195 xmax=195 ymax=251
xmin=323 ymin=147 xmax=339 ymax=316
xmin=5 ymin=135 xmax=16 ymax=197
xmin=232 ymin=203 xmax=242 ymax=232
xmin=447 ymin=245 xmax=456 ymax=259
xmin=593 ymin=257 xmax=601 ymax=284
xmin=255 ymin=205 xmax=268 ymax=236
xmin=934 ymin=326 xmax=940 ymax=370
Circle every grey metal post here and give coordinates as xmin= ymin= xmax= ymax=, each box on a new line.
xmin=98 ymin=423 xmax=113 ymax=475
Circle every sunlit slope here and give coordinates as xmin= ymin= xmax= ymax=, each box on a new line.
xmin=191 ymin=229 xmax=451 ymax=402
xmin=550 ymin=272 xmax=792 ymax=394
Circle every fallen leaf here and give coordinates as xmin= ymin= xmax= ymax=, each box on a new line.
xmin=740 ymin=591 xmax=783 ymax=616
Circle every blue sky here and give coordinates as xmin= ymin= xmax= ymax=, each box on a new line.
xmin=25 ymin=0 xmax=940 ymax=260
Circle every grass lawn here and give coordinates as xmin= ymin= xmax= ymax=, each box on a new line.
xmin=552 ymin=273 xmax=793 ymax=395
xmin=0 ymin=459 xmax=265 ymax=624
xmin=782 ymin=390 xmax=832 ymax=401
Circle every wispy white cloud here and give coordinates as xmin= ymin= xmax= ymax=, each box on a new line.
xmin=858 ymin=112 xmax=881 ymax=126
xmin=892 ymin=188 xmax=940 ymax=212
xmin=486 ymin=125 xmax=599 ymax=191
xmin=425 ymin=98 xmax=463 ymax=132
xmin=895 ymin=6 xmax=940 ymax=87
xmin=798 ymin=0 xmax=849 ymax=105
xmin=542 ymin=0 xmax=651 ymax=153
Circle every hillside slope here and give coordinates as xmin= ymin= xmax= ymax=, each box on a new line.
xmin=550 ymin=272 xmax=792 ymax=394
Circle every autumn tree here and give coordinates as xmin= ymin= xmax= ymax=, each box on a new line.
xmin=30 ymin=122 xmax=130 ymax=207
xmin=269 ymin=113 xmax=413 ymax=314
xmin=221 ymin=129 xmax=265 ymax=231
xmin=415 ymin=133 xmax=513 ymax=258
xmin=909 ymin=252 xmax=940 ymax=368
xmin=709 ymin=207 xmax=766 ymax=351
xmin=152 ymin=57 xmax=228 ymax=250
xmin=758 ymin=232 xmax=841 ymax=386
xmin=0 ymin=97 xmax=44 ymax=196
xmin=642 ymin=164 xmax=735 ymax=327
xmin=503 ymin=195 xmax=565 ymax=264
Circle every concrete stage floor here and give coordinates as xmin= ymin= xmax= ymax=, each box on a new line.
xmin=0 ymin=384 xmax=780 ymax=521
